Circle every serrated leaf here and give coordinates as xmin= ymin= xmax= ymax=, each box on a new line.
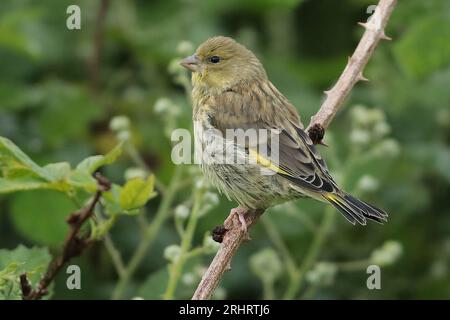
xmin=75 ymin=143 xmax=123 ymax=174
xmin=0 ymin=177 xmax=49 ymax=193
xmin=0 ymin=137 xmax=50 ymax=180
xmin=119 ymin=176 xmax=156 ymax=211
xmin=66 ymin=170 xmax=97 ymax=193
xmin=43 ymin=162 xmax=71 ymax=181
xmin=9 ymin=190 xmax=76 ymax=246
xmin=102 ymin=184 xmax=124 ymax=215
xmin=0 ymin=138 xmax=122 ymax=194
xmin=0 ymin=245 xmax=52 ymax=300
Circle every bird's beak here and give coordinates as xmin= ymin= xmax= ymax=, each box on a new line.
xmin=180 ymin=54 xmax=200 ymax=72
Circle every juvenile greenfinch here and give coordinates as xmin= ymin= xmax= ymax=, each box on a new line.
xmin=180 ymin=36 xmax=387 ymax=232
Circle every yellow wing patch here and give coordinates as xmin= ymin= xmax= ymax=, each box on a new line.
xmin=325 ymin=193 xmax=342 ymax=203
xmin=248 ymin=148 xmax=290 ymax=175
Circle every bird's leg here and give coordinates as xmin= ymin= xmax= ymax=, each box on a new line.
xmin=224 ymin=206 xmax=251 ymax=240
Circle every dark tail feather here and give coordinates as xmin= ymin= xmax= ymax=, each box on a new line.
xmin=324 ymin=192 xmax=388 ymax=225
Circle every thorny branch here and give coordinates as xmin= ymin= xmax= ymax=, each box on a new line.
xmin=192 ymin=0 xmax=397 ymax=300
xmin=306 ymin=0 xmax=396 ymax=144
xmin=20 ymin=173 xmax=110 ymax=300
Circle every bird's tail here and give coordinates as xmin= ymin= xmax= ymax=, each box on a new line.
xmin=323 ymin=192 xmax=388 ymax=225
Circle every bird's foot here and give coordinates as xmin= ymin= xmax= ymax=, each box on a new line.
xmin=224 ymin=206 xmax=251 ymax=240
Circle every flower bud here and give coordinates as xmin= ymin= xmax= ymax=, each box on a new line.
xmin=124 ymin=167 xmax=147 ymax=180
xmin=109 ymin=115 xmax=130 ymax=132
xmin=370 ymin=240 xmax=403 ymax=266
xmin=373 ymin=121 xmax=390 ymax=139
xmin=182 ymin=273 xmax=196 ymax=286
xmin=195 ymin=178 xmax=206 ymax=190
xmin=305 ymin=262 xmax=337 ymax=285
xmin=117 ymin=130 xmax=131 ymax=142
xmin=350 ymin=128 xmax=370 ymax=146
xmin=164 ymin=244 xmax=181 ymax=263
xmin=357 ymin=175 xmax=379 ymax=193
xmin=154 ymin=97 xmax=173 ymax=114
xmin=175 ymin=205 xmax=190 ymax=220
xmin=373 ymin=139 xmax=400 ymax=158
xmin=203 ymin=192 xmax=219 ymax=206
xmin=351 ymin=105 xmax=370 ymax=126
xmin=177 ymin=41 xmax=194 ymax=56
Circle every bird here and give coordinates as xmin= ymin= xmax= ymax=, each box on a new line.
xmin=180 ymin=36 xmax=388 ymax=233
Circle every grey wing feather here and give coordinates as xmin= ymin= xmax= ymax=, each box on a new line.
xmin=267 ymin=123 xmax=340 ymax=194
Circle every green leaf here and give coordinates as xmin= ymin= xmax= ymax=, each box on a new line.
xmin=9 ymin=190 xmax=77 ymax=246
xmin=66 ymin=170 xmax=97 ymax=193
xmin=75 ymin=142 xmax=123 ymax=174
xmin=0 ymin=177 xmax=50 ymax=193
xmin=43 ymin=162 xmax=71 ymax=181
xmin=394 ymin=14 xmax=450 ymax=78
xmin=0 ymin=136 xmax=50 ymax=180
xmin=119 ymin=176 xmax=156 ymax=211
xmin=0 ymin=245 xmax=52 ymax=300
xmin=102 ymin=184 xmax=124 ymax=215
xmin=0 ymin=262 xmax=21 ymax=299
xmin=0 ymin=137 xmax=123 ymax=194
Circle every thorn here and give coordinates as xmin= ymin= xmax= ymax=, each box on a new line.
xmin=319 ymin=140 xmax=328 ymax=147
xmin=357 ymin=72 xmax=369 ymax=82
xmin=380 ymin=32 xmax=392 ymax=41
xmin=347 ymin=56 xmax=352 ymax=64
xmin=358 ymin=22 xmax=368 ymax=29
xmin=323 ymin=90 xmax=331 ymax=96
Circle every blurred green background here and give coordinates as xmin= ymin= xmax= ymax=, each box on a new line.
xmin=0 ymin=0 xmax=449 ymax=299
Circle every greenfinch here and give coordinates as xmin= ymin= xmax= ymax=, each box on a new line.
xmin=180 ymin=36 xmax=387 ymax=231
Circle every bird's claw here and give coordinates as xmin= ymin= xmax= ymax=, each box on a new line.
xmin=224 ymin=206 xmax=251 ymax=240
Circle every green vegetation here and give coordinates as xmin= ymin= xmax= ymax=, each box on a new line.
xmin=0 ymin=0 xmax=449 ymax=299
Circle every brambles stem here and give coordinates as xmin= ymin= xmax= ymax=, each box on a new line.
xmin=21 ymin=174 xmax=110 ymax=300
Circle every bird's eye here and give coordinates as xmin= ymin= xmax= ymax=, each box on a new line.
xmin=209 ymin=56 xmax=221 ymax=64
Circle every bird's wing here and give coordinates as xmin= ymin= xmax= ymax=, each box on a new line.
xmin=209 ymin=84 xmax=339 ymax=195
xmin=268 ymin=122 xmax=338 ymax=193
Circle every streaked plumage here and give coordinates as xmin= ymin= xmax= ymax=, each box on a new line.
xmin=181 ymin=36 xmax=388 ymax=226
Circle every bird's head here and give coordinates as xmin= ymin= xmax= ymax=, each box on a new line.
xmin=180 ymin=36 xmax=267 ymax=90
